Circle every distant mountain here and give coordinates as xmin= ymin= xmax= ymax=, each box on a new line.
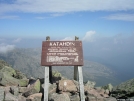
xmin=0 ymin=48 xmax=120 ymax=86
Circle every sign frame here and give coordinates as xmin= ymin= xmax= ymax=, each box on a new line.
xmin=41 ymin=41 xmax=84 ymax=66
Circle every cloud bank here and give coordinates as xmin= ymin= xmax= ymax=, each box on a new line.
xmin=83 ymin=31 xmax=96 ymax=42
xmin=0 ymin=0 xmax=134 ymax=14
xmin=13 ymin=38 xmax=22 ymax=43
xmin=104 ymin=13 xmax=134 ymax=21
xmin=0 ymin=43 xmax=15 ymax=53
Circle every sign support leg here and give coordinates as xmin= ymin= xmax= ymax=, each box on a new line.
xmin=44 ymin=66 xmax=49 ymax=101
xmin=49 ymin=66 xmax=53 ymax=84
xmin=78 ymin=66 xmax=85 ymax=101
xmin=74 ymin=66 xmax=78 ymax=80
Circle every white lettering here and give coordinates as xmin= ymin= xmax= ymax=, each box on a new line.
xmin=47 ymin=56 xmax=70 ymax=62
xmin=49 ymin=42 xmax=75 ymax=47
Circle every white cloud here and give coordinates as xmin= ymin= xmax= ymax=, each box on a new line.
xmin=83 ymin=31 xmax=96 ymax=42
xmin=13 ymin=38 xmax=22 ymax=43
xmin=0 ymin=15 xmax=19 ymax=19
xmin=61 ymin=37 xmax=74 ymax=41
xmin=0 ymin=0 xmax=134 ymax=14
xmin=104 ymin=13 xmax=134 ymax=21
xmin=50 ymin=13 xmax=65 ymax=17
xmin=0 ymin=43 xmax=15 ymax=53
xmin=35 ymin=13 xmax=65 ymax=19
xmin=35 ymin=16 xmax=49 ymax=19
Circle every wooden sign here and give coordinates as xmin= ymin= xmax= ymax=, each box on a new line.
xmin=41 ymin=41 xmax=83 ymax=66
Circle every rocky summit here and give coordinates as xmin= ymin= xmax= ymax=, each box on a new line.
xmin=0 ymin=59 xmax=134 ymax=101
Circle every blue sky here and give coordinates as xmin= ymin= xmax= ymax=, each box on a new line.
xmin=0 ymin=0 xmax=134 ymax=50
xmin=0 ymin=0 xmax=134 ymax=80
xmin=0 ymin=0 xmax=134 ymax=39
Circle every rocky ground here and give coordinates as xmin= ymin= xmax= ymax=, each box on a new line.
xmin=0 ymin=59 xmax=134 ymax=101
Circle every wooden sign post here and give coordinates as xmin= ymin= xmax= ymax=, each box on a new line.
xmin=74 ymin=36 xmax=85 ymax=101
xmin=41 ymin=36 xmax=85 ymax=101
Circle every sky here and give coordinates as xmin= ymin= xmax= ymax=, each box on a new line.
xmin=0 ymin=0 xmax=134 ymax=80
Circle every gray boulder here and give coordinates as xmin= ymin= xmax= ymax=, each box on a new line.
xmin=10 ymin=86 xmax=19 ymax=96
xmin=0 ymin=65 xmax=29 ymax=87
xmin=18 ymin=95 xmax=27 ymax=101
xmin=23 ymin=79 xmax=41 ymax=97
xmin=0 ymin=59 xmax=11 ymax=69
xmin=87 ymin=96 xmax=96 ymax=101
xmin=0 ymin=72 xmax=29 ymax=87
xmin=102 ymin=83 xmax=113 ymax=92
xmin=19 ymin=87 xmax=27 ymax=93
xmin=0 ymin=87 xmax=5 ymax=101
xmin=84 ymin=80 xmax=96 ymax=92
xmin=49 ymin=93 xmax=70 ymax=101
xmin=49 ymin=83 xmax=57 ymax=94
xmin=104 ymin=97 xmax=117 ymax=101
xmin=70 ymin=94 xmax=80 ymax=101
xmin=58 ymin=80 xmax=77 ymax=92
xmin=4 ymin=92 xmax=18 ymax=101
xmin=27 ymin=93 xmax=42 ymax=101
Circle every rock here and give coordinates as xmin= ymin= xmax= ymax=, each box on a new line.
xmin=87 ymin=96 xmax=96 ymax=101
xmin=49 ymin=83 xmax=57 ymax=94
xmin=84 ymin=81 xmax=96 ymax=94
xmin=0 ymin=65 xmax=16 ymax=76
xmin=85 ymin=81 xmax=96 ymax=89
xmin=19 ymin=87 xmax=27 ymax=93
xmin=52 ymin=71 xmax=62 ymax=83
xmin=70 ymin=94 xmax=80 ymax=101
xmin=0 ymin=60 xmax=11 ymax=70
xmin=65 ymin=92 xmax=72 ymax=96
xmin=52 ymin=71 xmax=62 ymax=78
xmin=104 ymin=97 xmax=117 ymax=101
xmin=99 ymin=89 xmax=109 ymax=98
xmin=0 ymin=60 xmax=27 ymax=79
xmin=96 ymin=97 xmax=104 ymax=101
xmin=0 ymin=72 xmax=29 ymax=87
xmin=95 ymin=87 xmax=102 ymax=92
xmin=14 ymin=69 xmax=27 ymax=79
xmin=10 ymin=86 xmax=19 ymax=96
xmin=49 ymin=93 xmax=70 ymax=101
xmin=41 ymin=83 xmax=57 ymax=95
xmin=18 ymin=95 xmax=27 ymax=101
xmin=58 ymin=80 xmax=77 ymax=92
xmin=0 ymin=87 xmax=5 ymax=101
xmin=86 ymin=89 xmax=102 ymax=98
xmin=4 ymin=92 xmax=18 ymax=101
xmin=27 ymin=93 xmax=42 ymax=101
xmin=105 ymin=89 xmax=110 ymax=95
xmin=102 ymin=83 xmax=113 ymax=92
xmin=85 ymin=87 xmax=109 ymax=99
xmin=73 ymin=80 xmax=79 ymax=92
xmin=111 ymin=78 xmax=134 ymax=99
xmin=0 ymin=65 xmax=29 ymax=87
xmin=23 ymin=79 xmax=40 ymax=97
xmin=2 ymin=86 xmax=11 ymax=93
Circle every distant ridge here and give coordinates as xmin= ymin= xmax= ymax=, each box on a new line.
xmin=0 ymin=48 xmax=120 ymax=86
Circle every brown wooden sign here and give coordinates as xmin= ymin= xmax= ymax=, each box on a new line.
xmin=41 ymin=41 xmax=83 ymax=66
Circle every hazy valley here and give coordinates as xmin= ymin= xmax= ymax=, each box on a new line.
xmin=0 ymin=48 xmax=121 ymax=86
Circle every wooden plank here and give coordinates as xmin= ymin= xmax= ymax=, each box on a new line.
xmin=78 ymin=66 xmax=85 ymax=101
xmin=44 ymin=66 xmax=49 ymax=101
xmin=74 ymin=66 xmax=78 ymax=80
